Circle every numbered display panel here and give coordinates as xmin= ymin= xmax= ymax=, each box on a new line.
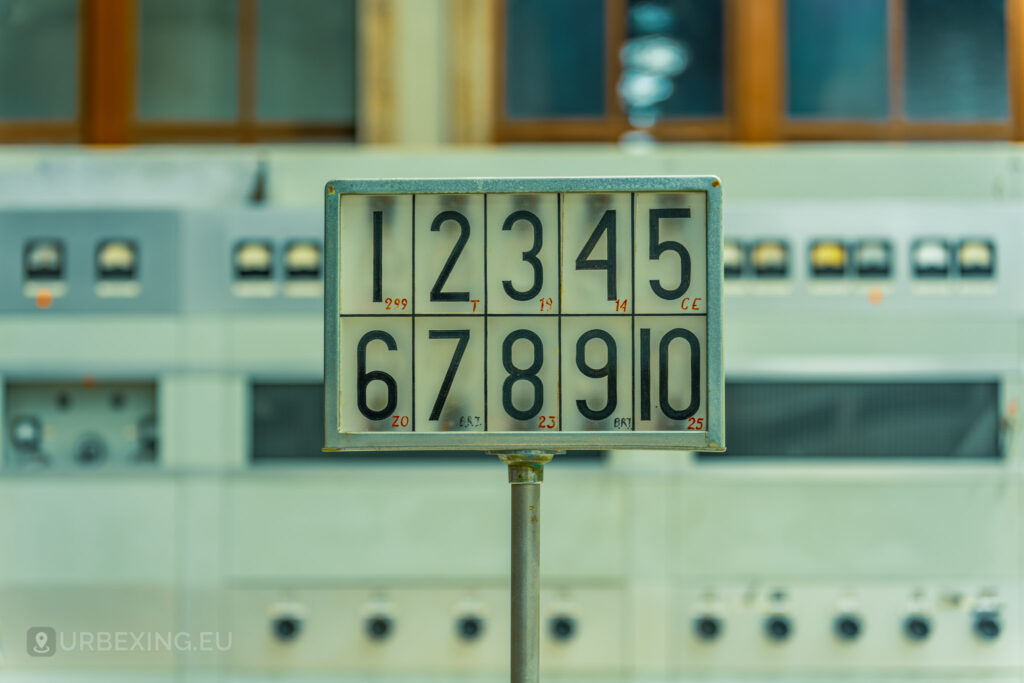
xmin=325 ymin=177 xmax=723 ymax=451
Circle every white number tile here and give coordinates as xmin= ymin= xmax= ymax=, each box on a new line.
xmin=486 ymin=316 xmax=560 ymax=432
xmin=633 ymin=316 xmax=707 ymax=432
xmin=339 ymin=317 xmax=413 ymax=433
xmin=339 ymin=194 xmax=413 ymax=315
xmin=561 ymin=193 xmax=633 ymax=314
xmin=413 ymin=316 xmax=486 ymax=432
xmin=486 ymin=193 xmax=560 ymax=314
xmin=559 ymin=316 xmax=633 ymax=432
xmin=414 ymin=194 xmax=486 ymax=314
xmin=633 ymin=192 xmax=708 ymax=315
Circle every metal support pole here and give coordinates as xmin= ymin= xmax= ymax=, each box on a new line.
xmin=494 ymin=450 xmax=560 ymax=683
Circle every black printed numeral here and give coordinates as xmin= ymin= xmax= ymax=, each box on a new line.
xmin=371 ymin=210 xmax=383 ymax=302
xmin=428 ymin=329 xmax=470 ymax=420
xmin=356 ymin=330 xmax=398 ymax=420
xmin=430 ymin=210 xmax=471 ymax=302
xmin=501 ymin=329 xmax=544 ymax=420
xmin=576 ymin=209 xmax=617 ymax=300
xmin=639 ymin=327 xmax=700 ymax=421
xmin=502 ymin=210 xmax=543 ymax=301
xmin=575 ymin=329 xmax=617 ymax=420
xmin=648 ymin=208 xmax=691 ymax=300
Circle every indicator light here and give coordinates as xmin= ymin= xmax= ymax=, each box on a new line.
xmin=234 ymin=241 xmax=273 ymax=279
xmin=810 ymin=241 xmax=846 ymax=276
xmin=958 ymin=239 xmax=994 ymax=277
xmin=854 ymin=239 xmax=891 ymax=277
xmin=96 ymin=240 xmax=138 ymax=280
xmin=24 ymin=239 xmax=63 ymax=280
xmin=912 ymin=239 xmax=950 ymax=277
xmin=284 ymin=241 xmax=322 ymax=279
xmin=751 ymin=240 xmax=788 ymax=277
xmin=722 ymin=240 xmax=743 ymax=278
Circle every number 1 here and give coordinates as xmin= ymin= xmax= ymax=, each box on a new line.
xmin=372 ymin=210 xmax=383 ymax=302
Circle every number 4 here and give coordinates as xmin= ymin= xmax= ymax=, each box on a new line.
xmin=576 ymin=210 xmax=617 ymax=300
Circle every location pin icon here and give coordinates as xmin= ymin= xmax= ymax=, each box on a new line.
xmin=35 ymin=631 xmax=48 ymax=651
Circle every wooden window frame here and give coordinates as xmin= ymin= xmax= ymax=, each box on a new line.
xmin=129 ymin=0 xmax=355 ymax=144
xmin=1 ymin=0 xmax=358 ymax=144
xmin=781 ymin=0 xmax=1017 ymax=141
xmin=493 ymin=0 xmax=736 ymax=142
xmin=492 ymin=0 xmax=1024 ymax=143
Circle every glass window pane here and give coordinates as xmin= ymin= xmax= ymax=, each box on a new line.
xmin=257 ymin=0 xmax=356 ymax=123
xmin=505 ymin=0 xmax=605 ymax=119
xmin=626 ymin=0 xmax=723 ymax=117
xmin=786 ymin=0 xmax=888 ymax=119
xmin=0 ymin=0 xmax=78 ymax=120
xmin=138 ymin=0 xmax=238 ymax=121
xmin=905 ymin=0 xmax=1007 ymax=121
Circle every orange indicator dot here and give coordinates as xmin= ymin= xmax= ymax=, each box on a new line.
xmin=867 ymin=288 xmax=883 ymax=305
xmin=35 ymin=288 xmax=53 ymax=309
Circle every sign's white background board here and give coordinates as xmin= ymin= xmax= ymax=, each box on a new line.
xmin=324 ymin=177 xmax=723 ymax=451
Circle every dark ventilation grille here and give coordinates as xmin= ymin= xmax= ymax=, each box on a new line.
xmin=701 ymin=381 xmax=1000 ymax=460
xmin=252 ymin=383 xmax=605 ymax=462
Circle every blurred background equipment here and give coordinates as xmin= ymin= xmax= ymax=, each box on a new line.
xmin=0 ymin=0 xmax=1022 ymax=681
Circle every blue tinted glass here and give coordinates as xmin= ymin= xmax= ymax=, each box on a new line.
xmin=0 ymin=0 xmax=78 ymax=120
xmin=786 ymin=0 xmax=888 ymax=119
xmin=505 ymin=0 xmax=605 ymax=118
xmin=138 ymin=0 xmax=239 ymax=121
xmin=257 ymin=0 xmax=356 ymax=123
xmin=627 ymin=0 xmax=724 ymax=117
xmin=905 ymin=0 xmax=1007 ymax=121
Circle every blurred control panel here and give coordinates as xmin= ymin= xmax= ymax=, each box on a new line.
xmin=0 ymin=187 xmax=1020 ymax=683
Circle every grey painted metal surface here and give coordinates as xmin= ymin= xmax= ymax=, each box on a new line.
xmin=324 ymin=176 xmax=724 ymax=451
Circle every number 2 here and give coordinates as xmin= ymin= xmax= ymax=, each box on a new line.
xmin=430 ymin=210 xmax=471 ymax=302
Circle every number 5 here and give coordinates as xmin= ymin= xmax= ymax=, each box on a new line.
xmin=648 ymin=208 xmax=691 ymax=300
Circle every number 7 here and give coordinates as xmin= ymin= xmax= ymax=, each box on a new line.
xmin=428 ymin=329 xmax=470 ymax=420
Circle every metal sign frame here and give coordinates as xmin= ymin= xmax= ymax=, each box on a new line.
xmin=324 ymin=176 xmax=724 ymax=451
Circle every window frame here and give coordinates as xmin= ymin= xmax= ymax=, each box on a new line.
xmin=493 ymin=0 xmax=737 ymax=142
xmin=781 ymin=0 xmax=1017 ymax=141
xmin=491 ymin=0 xmax=1024 ymax=142
xmin=0 ymin=0 xmax=359 ymax=144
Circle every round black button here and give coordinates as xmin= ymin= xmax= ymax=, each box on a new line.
xmin=693 ymin=615 xmax=722 ymax=641
xmin=366 ymin=615 xmax=393 ymax=641
xmin=456 ymin=615 xmax=484 ymax=641
xmin=271 ymin=616 xmax=301 ymax=642
xmin=974 ymin=613 xmax=1000 ymax=641
xmin=834 ymin=614 xmax=862 ymax=641
xmin=764 ymin=615 xmax=791 ymax=642
xmin=904 ymin=615 xmax=931 ymax=641
xmin=549 ymin=615 xmax=576 ymax=641
xmin=75 ymin=435 xmax=106 ymax=464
